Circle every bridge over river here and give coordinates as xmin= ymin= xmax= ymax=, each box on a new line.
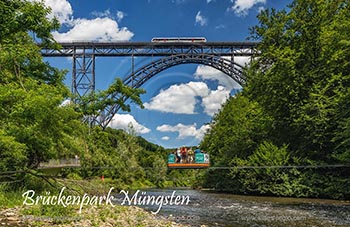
xmin=41 ymin=41 xmax=258 ymax=128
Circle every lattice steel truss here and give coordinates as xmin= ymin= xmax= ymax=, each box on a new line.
xmin=42 ymin=41 xmax=258 ymax=128
xmin=42 ymin=42 xmax=258 ymax=57
xmin=72 ymin=50 xmax=95 ymax=101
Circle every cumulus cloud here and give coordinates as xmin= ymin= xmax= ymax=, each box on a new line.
xmin=157 ymin=123 xmax=210 ymax=140
xmin=52 ymin=18 xmax=133 ymax=42
xmin=144 ymin=82 xmax=209 ymax=114
xmin=108 ymin=114 xmax=150 ymax=134
xmin=194 ymin=65 xmax=242 ymax=90
xmin=41 ymin=0 xmax=73 ymax=24
xmin=202 ymin=86 xmax=230 ymax=116
xmin=145 ymin=81 xmax=232 ymax=116
xmin=161 ymin=136 xmax=170 ymax=141
xmin=38 ymin=0 xmax=133 ymax=42
xmin=230 ymin=0 xmax=266 ymax=16
xmin=195 ymin=11 xmax=208 ymax=26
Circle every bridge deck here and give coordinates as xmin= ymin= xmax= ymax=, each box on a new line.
xmin=167 ymin=163 xmax=210 ymax=169
xmin=41 ymin=41 xmax=258 ymax=57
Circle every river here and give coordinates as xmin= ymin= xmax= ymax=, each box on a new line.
xmin=115 ymin=189 xmax=350 ymax=227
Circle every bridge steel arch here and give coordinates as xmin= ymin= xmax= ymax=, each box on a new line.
xmin=98 ymin=53 xmax=246 ymax=129
xmin=41 ymin=41 xmax=258 ymax=128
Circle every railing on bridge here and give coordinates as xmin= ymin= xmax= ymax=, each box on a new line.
xmin=167 ymin=153 xmax=210 ymax=169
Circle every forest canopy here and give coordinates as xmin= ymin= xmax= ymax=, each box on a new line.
xmin=0 ymin=0 xmax=172 ymax=189
xmin=201 ymin=0 xmax=350 ymax=199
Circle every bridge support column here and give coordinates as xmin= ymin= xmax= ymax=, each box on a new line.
xmin=72 ymin=48 xmax=95 ymax=102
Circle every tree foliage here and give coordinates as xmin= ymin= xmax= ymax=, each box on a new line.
xmin=0 ymin=0 xmax=81 ymax=171
xmin=76 ymin=78 xmax=145 ymax=117
xmin=247 ymin=0 xmax=350 ymax=160
xmin=0 ymin=0 xmax=203 ymax=192
xmin=0 ymin=0 xmax=146 ymax=177
xmin=201 ymin=0 xmax=350 ymax=199
xmin=201 ymin=94 xmax=272 ymax=165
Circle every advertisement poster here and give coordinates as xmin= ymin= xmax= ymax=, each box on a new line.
xmin=0 ymin=0 xmax=349 ymax=226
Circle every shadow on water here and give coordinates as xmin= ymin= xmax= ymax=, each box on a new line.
xmin=114 ymin=188 xmax=350 ymax=227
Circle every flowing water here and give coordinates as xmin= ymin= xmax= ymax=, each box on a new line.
xmin=115 ymin=189 xmax=350 ymax=227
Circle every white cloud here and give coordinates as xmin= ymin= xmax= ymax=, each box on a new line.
xmin=91 ymin=9 xmax=111 ymax=18
xmin=230 ymin=0 xmax=266 ymax=16
xmin=234 ymin=56 xmax=251 ymax=66
xmin=194 ymin=65 xmax=242 ymax=90
xmin=202 ymin=86 xmax=230 ymax=116
xmin=144 ymin=82 xmax=210 ymax=114
xmin=116 ymin=11 xmax=125 ymax=22
xmin=42 ymin=0 xmax=73 ymax=24
xmin=38 ymin=0 xmax=133 ymax=42
xmin=108 ymin=114 xmax=150 ymax=134
xmin=157 ymin=123 xmax=210 ymax=140
xmin=52 ymin=17 xmax=134 ymax=42
xmin=258 ymin=6 xmax=265 ymax=13
xmin=145 ymin=81 xmax=232 ymax=116
xmin=161 ymin=136 xmax=170 ymax=141
xmin=195 ymin=11 xmax=208 ymax=26
xmin=91 ymin=10 xmax=125 ymax=22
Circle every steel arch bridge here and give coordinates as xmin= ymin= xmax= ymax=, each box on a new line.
xmin=41 ymin=41 xmax=258 ymax=128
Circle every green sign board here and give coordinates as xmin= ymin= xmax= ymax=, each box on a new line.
xmin=195 ymin=153 xmax=205 ymax=163
xmin=168 ymin=154 xmax=176 ymax=163
xmin=195 ymin=153 xmax=210 ymax=163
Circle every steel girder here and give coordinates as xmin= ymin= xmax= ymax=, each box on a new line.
xmin=97 ymin=54 xmax=245 ymax=129
xmin=41 ymin=42 xmax=258 ymax=57
xmin=72 ymin=52 xmax=95 ymax=101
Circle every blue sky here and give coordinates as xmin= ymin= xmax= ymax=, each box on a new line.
xmin=43 ymin=0 xmax=290 ymax=148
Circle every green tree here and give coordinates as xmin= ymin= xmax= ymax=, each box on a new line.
xmin=0 ymin=0 xmax=84 ymax=171
xmin=247 ymin=0 xmax=350 ymax=162
xmin=200 ymin=95 xmax=273 ymax=192
xmin=201 ymin=94 xmax=272 ymax=166
xmin=77 ymin=78 xmax=145 ymax=118
xmin=201 ymin=0 xmax=350 ymax=198
xmin=231 ymin=142 xmax=312 ymax=197
xmin=0 ymin=0 xmax=146 ymax=173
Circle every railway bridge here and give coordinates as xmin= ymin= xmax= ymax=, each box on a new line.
xmin=41 ymin=40 xmax=258 ymax=128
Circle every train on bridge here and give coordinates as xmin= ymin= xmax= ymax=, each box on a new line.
xmin=151 ymin=37 xmax=207 ymax=43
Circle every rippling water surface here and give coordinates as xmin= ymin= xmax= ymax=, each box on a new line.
xmin=115 ymin=189 xmax=350 ymax=227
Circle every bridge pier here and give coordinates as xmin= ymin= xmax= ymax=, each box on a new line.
xmin=72 ymin=48 xmax=96 ymax=102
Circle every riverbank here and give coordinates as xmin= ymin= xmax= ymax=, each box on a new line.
xmin=0 ymin=178 xmax=195 ymax=227
xmin=0 ymin=205 xmax=191 ymax=227
xmin=2 ymin=186 xmax=350 ymax=227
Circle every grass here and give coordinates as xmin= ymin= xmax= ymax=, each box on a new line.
xmin=0 ymin=185 xmax=23 ymax=208
xmin=0 ymin=177 xmax=186 ymax=227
